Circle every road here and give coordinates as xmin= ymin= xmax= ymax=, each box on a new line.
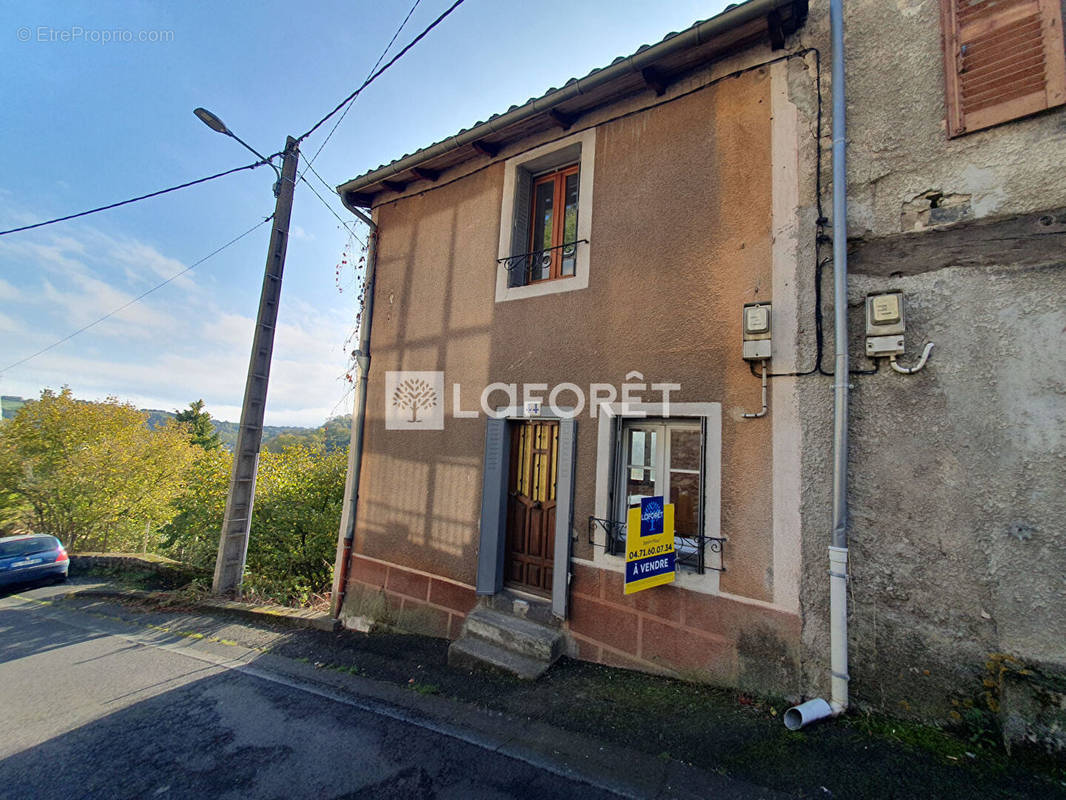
xmin=0 ymin=582 xmax=627 ymax=800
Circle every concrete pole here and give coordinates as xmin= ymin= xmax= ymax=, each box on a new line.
xmin=212 ymin=136 xmax=299 ymax=597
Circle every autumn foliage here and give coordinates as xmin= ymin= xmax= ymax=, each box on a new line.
xmin=0 ymin=388 xmax=346 ymax=605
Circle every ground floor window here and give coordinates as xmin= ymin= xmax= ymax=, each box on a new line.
xmin=610 ymin=418 xmax=708 ymax=573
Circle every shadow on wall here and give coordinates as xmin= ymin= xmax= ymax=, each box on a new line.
xmin=356 ymin=189 xmax=499 ymax=582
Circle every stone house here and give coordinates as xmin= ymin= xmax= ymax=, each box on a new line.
xmin=333 ymin=0 xmax=1066 ymax=746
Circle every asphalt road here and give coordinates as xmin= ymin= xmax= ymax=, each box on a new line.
xmin=0 ymin=582 xmax=628 ymax=800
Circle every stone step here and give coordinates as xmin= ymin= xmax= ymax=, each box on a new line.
xmin=447 ymin=636 xmax=552 ymax=681
xmin=461 ymin=606 xmax=564 ymax=663
xmin=483 ymin=590 xmax=560 ymax=628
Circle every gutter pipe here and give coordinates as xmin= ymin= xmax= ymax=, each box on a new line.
xmin=331 ymin=206 xmax=377 ymax=619
xmin=337 ymin=0 xmax=801 ymax=204
xmin=784 ymin=0 xmax=850 ymax=731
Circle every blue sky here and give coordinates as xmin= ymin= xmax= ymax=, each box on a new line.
xmin=1 ymin=0 xmax=727 ymax=426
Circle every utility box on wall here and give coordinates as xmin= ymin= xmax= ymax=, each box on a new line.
xmin=742 ymin=302 xmax=772 ymax=360
xmin=865 ymin=291 xmax=905 ymax=357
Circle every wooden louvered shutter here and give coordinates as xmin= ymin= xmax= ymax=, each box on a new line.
xmin=941 ymin=0 xmax=1066 ymax=137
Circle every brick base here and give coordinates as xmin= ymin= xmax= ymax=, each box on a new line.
xmin=340 ymin=555 xmax=477 ymax=640
xmin=341 ymin=556 xmax=801 ymax=696
xmin=567 ymin=562 xmax=801 ymax=693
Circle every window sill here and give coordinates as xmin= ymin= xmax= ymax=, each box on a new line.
xmin=494 ymin=269 xmax=589 ymax=303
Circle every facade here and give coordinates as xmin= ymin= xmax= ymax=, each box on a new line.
xmin=335 ymin=0 xmax=1066 ymax=746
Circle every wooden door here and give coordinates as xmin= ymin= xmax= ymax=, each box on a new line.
xmin=505 ymin=420 xmax=558 ymax=595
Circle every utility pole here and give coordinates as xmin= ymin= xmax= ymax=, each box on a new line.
xmin=212 ymin=136 xmax=300 ymax=596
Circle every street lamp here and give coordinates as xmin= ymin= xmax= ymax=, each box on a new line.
xmin=195 ymin=107 xmax=301 ymax=597
xmin=195 ymin=107 xmax=282 ymax=192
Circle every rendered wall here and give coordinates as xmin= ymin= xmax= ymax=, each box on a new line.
xmin=340 ymin=48 xmax=809 ymax=690
xmin=793 ymin=0 xmax=1066 ymax=745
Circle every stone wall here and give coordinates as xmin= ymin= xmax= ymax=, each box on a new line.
xmin=792 ymin=0 xmax=1066 ymax=748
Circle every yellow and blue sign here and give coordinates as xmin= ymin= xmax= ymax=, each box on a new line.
xmin=624 ymin=496 xmax=676 ymax=594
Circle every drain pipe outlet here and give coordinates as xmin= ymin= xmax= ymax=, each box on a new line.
xmin=785 ymin=0 xmax=851 ymax=730
xmin=784 ymin=698 xmax=834 ymax=731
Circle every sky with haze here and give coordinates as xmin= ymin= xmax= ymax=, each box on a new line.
xmin=1 ymin=0 xmax=729 ymax=426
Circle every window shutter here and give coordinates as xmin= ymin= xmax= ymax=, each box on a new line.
xmin=476 ymin=418 xmax=510 ymax=595
xmin=551 ymin=419 xmax=577 ymax=619
xmin=508 ymin=167 xmax=533 ymax=287
xmin=607 ymin=416 xmax=625 ymax=555
xmin=941 ymin=0 xmax=1066 ymax=137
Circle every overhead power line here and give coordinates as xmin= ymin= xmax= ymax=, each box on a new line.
xmin=299 ymin=174 xmax=365 ymax=246
xmin=0 ymin=214 xmax=274 ymax=374
xmin=298 ymin=0 xmax=467 ymax=145
xmin=302 ymin=0 xmax=424 ymax=174
xmin=0 ymin=158 xmax=276 ymax=238
xmin=0 ymin=0 xmax=462 ymax=240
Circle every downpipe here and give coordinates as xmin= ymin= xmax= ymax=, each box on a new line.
xmin=785 ymin=547 xmax=849 ymax=730
xmin=785 ymin=0 xmax=850 ymax=730
xmin=331 ymin=207 xmax=378 ymax=620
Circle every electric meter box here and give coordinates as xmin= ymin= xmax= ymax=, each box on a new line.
xmin=742 ymin=302 xmax=772 ymax=361
xmin=865 ymin=291 xmax=906 ymax=356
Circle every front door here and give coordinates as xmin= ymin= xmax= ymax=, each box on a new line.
xmin=505 ymin=420 xmax=558 ymax=595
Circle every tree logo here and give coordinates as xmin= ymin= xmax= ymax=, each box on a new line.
xmin=392 ymin=378 xmax=437 ymax=422
xmin=384 ymin=371 xmax=445 ymax=430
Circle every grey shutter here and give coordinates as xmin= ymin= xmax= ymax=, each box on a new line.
xmin=697 ymin=416 xmax=707 ymax=574
xmin=476 ymin=418 xmax=509 ymax=595
xmin=551 ymin=418 xmax=578 ymax=618
xmin=607 ymin=417 xmax=624 ymax=555
xmin=508 ymin=167 xmax=532 ymax=287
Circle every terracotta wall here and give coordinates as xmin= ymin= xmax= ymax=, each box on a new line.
xmin=344 ymin=61 xmax=797 ymax=680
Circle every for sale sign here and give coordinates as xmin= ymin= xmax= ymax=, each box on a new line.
xmin=624 ymin=496 xmax=676 ymax=595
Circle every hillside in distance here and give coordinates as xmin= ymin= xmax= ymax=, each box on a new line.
xmin=3 ymin=395 xmax=349 ymax=453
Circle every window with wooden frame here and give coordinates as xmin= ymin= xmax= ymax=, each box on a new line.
xmin=526 ymin=164 xmax=580 ymax=283
xmin=940 ymin=0 xmax=1066 ymax=137
xmin=496 ymin=128 xmax=595 ymax=302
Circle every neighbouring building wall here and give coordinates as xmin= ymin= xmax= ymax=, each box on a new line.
xmin=341 ymin=42 xmax=818 ymax=694
xmin=795 ymin=0 xmax=1066 ymax=742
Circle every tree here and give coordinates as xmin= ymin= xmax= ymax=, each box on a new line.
xmin=175 ymin=399 xmax=221 ymax=450
xmin=244 ymin=443 xmax=348 ymax=604
xmin=159 ymin=446 xmax=232 ymax=568
xmin=0 ymin=388 xmax=196 ymax=552
xmin=320 ymin=415 xmax=351 ymax=452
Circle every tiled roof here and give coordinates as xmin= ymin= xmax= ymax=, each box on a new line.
xmin=339 ymin=4 xmax=745 ymax=186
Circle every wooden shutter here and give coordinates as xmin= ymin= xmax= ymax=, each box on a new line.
xmin=941 ymin=0 xmax=1066 ymax=137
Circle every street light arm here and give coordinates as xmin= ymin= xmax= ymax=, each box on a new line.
xmin=194 ymin=107 xmax=282 ymax=182
xmin=227 ymin=131 xmax=282 ymax=181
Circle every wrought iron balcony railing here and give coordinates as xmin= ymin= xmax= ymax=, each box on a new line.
xmin=498 ymin=239 xmax=588 ymax=286
xmin=587 ymin=516 xmax=726 ymax=575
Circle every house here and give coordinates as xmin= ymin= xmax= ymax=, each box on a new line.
xmin=333 ymin=0 xmax=1066 ymax=747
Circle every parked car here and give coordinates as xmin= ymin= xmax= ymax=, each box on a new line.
xmin=0 ymin=534 xmax=69 ymax=587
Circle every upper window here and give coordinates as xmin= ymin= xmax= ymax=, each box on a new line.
xmin=940 ymin=0 xmax=1066 ymax=138
xmin=495 ymin=128 xmax=595 ymax=302
xmin=524 ymin=164 xmax=580 ymax=283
